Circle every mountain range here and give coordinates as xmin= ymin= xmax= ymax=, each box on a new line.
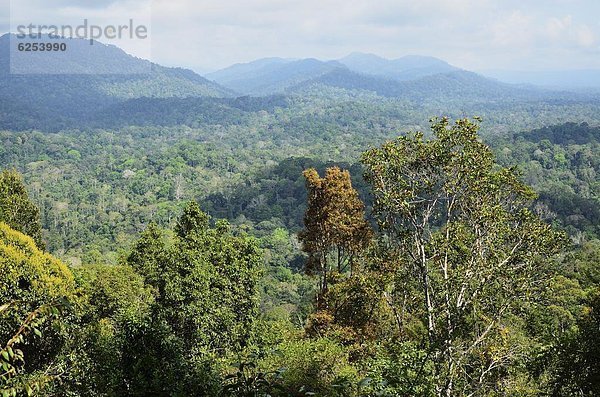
xmin=0 ymin=34 xmax=235 ymax=130
xmin=205 ymin=53 xmax=461 ymax=95
xmin=204 ymin=52 xmax=579 ymax=102
xmin=0 ymin=33 xmax=592 ymax=131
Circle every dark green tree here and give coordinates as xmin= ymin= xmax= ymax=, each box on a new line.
xmin=126 ymin=222 xmax=167 ymax=291
xmin=551 ymin=288 xmax=600 ymax=396
xmin=174 ymin=200 xmax=210 ymax=240
xmin=121 ymin=202 xmax=263 ymax=395
xmin=163 ymin=202 xmax=262 ymax=351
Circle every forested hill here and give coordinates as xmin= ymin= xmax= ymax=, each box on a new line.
xmin=515 ymin=121 xmax=600 ymax=144
xmin=206 ymin=53 xmax=463 ymax=94
xmin=0 ymin=34 xmax=232 ymax=96
xmin=206 ymin=58 xmax=346 ymax=95
xmin=206 ymin=52 xmax=575 ymax=102
xmin=490 ymin=122 xmax=600 ymax=237
xmin=1 ymin=33 xmax=600 ymax=395
xmin=88 ymin=95 xmax=290 ymax=128
xmin=3 ymin=118 xmax=600 ymax=395
xmin=289 ymin=68 xmax=553 ymax=102
xmin=0 ymin=120 xmax=597 ymax=263
xmin=0 ymin=34 xmax=234 ymax=130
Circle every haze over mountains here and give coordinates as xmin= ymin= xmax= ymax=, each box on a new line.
xmin=205 ymin=53 xmax=463 ymax=95
xmin=480 ymin=69 xmax=600 ymax=90
xmin=1 ymin=35 xmax=231 ymax=97
xmin=205 ymin=58 xmax=345 ymax=96
xmin=338 ymin=53 xmax=459 ymax=79
xmin=0 ymin=33 xmax=596 ymax=132
xmin=0 ymin=34 xmax=236 ymax=130
xmin=204 ymin=52 xmax=587 ymax=100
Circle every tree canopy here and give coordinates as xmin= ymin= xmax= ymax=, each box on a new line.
xmin=361 ymin=118 xmax=567 ymax=395
xmin=0 ymin=170 xmax=44 ymax=249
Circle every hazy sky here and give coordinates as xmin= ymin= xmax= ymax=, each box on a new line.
xmin=2 ymin=0 xmax=600 ymax=73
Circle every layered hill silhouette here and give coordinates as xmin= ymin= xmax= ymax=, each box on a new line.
xmin=206 ymin=58 xmax=346 ymax=95
xmin=338 ymin=52 xmax=459 ymax=80
xmin=206 ymin=52 xmax=568 ymax=102
xmin=0 ymin=35 xmax=587 ymax=131
xmin=0 ymin=34 xmax=235 ymax=130
xmin=207 ymin=53 xmax=461 ymax=95
xmin=289 ymin=68 xmax=556 ymax=102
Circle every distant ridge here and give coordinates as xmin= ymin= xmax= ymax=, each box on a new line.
xmin=0 ymin=33 xmax=235 ymax=130
xmin=206 ymin=57 xmax=293 ymax=85
xmin=0 ymin=36 xmax=587 ymax=131
xmin=206 ymin=52 xmax=462 ymax=95
xmin=205 ymin=52 xmax=578 ymax=101
xmin=338 ymin=52 xmax=460 ymax=80
xmin=0 ymin=33 xmax=233 ymax=97
xmin=481 ymin=69 xmax=600 ymax=90
xmin=207 ymin=58 xmax=347 ymax=95
xmin=288 ymin=67 xmax=569 ymax=103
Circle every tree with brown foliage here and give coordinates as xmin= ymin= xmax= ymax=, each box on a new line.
xmin=299 ymin=167 xmax=372 ymax=306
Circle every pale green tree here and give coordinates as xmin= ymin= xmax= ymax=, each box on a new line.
xmin=362 ymin=118 xmax=566 ymax=396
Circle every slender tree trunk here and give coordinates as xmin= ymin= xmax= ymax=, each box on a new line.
xmin=420 ymin=241 xmax=435 ymax=336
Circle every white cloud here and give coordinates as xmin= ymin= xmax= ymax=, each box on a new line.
xmin=545 ymin=15 xmax=572 ymax=38
xmin=3 ymin=0 xmax=600 ymax=71
xmin=543 ymin=15 xmax=596 ymax=48
xmin=576 ymin=25 xmax=596 ymax=47
xmin=490 ymin=11 xmax=536 ymax=47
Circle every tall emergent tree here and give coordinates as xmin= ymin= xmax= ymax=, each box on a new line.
xmin=0 ymin=170 xmax=44 ymax=249
xmin=299 ymin=167 xmax=372 ymax=302
xmin=361 ymin=118 xmax=566 ymax=396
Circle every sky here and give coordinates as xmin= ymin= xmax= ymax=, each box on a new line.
xmin=1 ymin=0 xmax=600 ymax=73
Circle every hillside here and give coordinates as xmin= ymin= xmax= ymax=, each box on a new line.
xmin=205 ymin=57 xmax=292 ymax=86
xmin=0 ymin=34 xmax=234 ymax=130
xmin=88 ymin=95 xmax=289 ymax=128
xmin=482 ymin=69 xmax=600 ymax=90
xmin=0 ymin=38 xmax=595 ymax=132
xmin=4 ymin=0 xmax=600 ymax=394
xmin=206 ymin=58 xmax=347 ymax=95
xmin=206 ymin=52 xmax=572 ymax=104
xmin=289 ymin=67 xmax=568 ymax=103
xmin=208 ymin=53 xmax=461 ymax=94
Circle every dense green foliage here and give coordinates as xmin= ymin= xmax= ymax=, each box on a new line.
xmin=65 ymin=203 xmax=263 ymax=396
xmin=2 ymin=119 xmax=599 ymax=266
xmin=489 ymin=122 xmax=600 ymax=238
xmin=0 ymin=223 xmax=75 ymax=396
xmin=1 ymin=115 xmax=598 ymax=396
xmin=0 ymin=170 xmax=44 ymax=249
xmin=362 ymin=118 xmax=566 ymax=395
xmin=1 ymin=40 xmax=600 ymax=395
